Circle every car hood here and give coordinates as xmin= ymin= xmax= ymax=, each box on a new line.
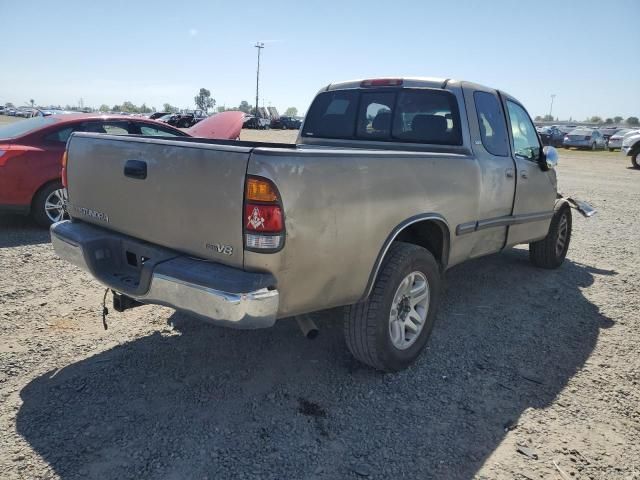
xmin=186 ymin=111 xmax=244 ymax=140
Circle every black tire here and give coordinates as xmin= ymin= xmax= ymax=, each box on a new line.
xmin=608 ymin=148 xmax=614 ymax=152
xmin=529 ymin=203 xmax=572 ymax=269
xmin=344 ymin=242 xmax=442 ymax=372
xmin=31 ymin=181 xmax=66 ymax=228
xmin=631 ymin=150 xmax=640 ymax=169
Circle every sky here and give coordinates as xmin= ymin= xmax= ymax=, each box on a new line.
xmin=1 ymin=0 xmax=638 ymax=120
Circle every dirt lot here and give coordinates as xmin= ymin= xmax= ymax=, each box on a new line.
xmin=0 ymin=129 xmax=638 ymax=479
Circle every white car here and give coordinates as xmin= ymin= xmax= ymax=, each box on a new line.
xmin=621 ymin=130 xmax=640 ymax=168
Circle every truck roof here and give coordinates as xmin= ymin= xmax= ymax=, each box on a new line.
xmin=324 ymin=77 xmax=459 ymax=92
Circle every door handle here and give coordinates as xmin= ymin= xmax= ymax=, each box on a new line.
xmin=505 ymin=168 xmax=514 ymax=178
xmin=124 ymin=160 xmax=147 ymax=180
xmin=520 ymin=169 xmax=528 ymax=179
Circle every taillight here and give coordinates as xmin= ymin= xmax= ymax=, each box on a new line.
xmin=61 ymin=150 xmax=68 ymax=187
xmin=244 ymin=176 xmax=284 ymax=251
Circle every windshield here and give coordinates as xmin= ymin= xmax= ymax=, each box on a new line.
xmin=0 ymin=116 xmax=57 ymax=140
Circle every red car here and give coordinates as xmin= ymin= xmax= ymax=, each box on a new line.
xmin=0 ymin=115 xmax=188 ymax=226
xmin=0 ymin=112 xmax=245 ymax=226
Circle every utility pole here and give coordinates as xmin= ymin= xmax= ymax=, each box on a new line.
xmin=549 ymin=94 xmax=556 ymax=119
xmin=254 ymin=42 xmax=264 ymax=120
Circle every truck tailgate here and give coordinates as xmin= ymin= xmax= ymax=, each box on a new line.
xmin=65 ymin=133 xmax=249 ymax=268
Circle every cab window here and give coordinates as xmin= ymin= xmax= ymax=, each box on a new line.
xmin=506 ymin=101 xmax=540 ymax=161
xmin=473 ymin=91 xmax=509 ymax=156
xmin=135 ymin=123 xmax=183 ymax=136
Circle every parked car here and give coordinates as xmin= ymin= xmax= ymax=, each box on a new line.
xmin=148 ymin=112 xmax=170 ymax=120
xmin=0 ymin=106 xmax=5 ymax=115
xmin=538 ymin=126 xmax=565 ymax=147
xmin=6 ymin=108 xmax=17 ymax=116
xmin=606 ymin=129 xmax=634 ymax=151
xmin=621 ymin=130 xmax=640 ymax=168
xmin=157 ymin=110 xmax=208 ymax=128
xmin=563 ymin=128 xmax=606 ymax=150
xmin=51 ymin=77 xmax=594 ymax=372
xmin=598 ymin=126 xmax=622 ymax=143
xmin=243 ymin=115 xmax=270 ymax=129
xmin=0 ymin=115 xmax=187 ymax=226
xmin=270 ymin=116 xmax=302 ymax=130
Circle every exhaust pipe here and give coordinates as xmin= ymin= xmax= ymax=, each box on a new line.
xmin=296 ymin=314 xmax=319 ymax=339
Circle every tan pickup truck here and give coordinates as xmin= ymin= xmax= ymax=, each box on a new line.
xmin=51 ymin=77 xmax=593 ymax=371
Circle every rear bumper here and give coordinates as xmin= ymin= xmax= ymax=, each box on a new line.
xmin=51 ymin=220 xmax=279 ymax=329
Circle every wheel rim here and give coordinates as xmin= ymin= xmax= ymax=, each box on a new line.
xmin=44 ymin=188 xmax=68 ymax=223
xmin=389 ymin=271 xmax=430 ymax=350
xmin=556 ymin=213 xmax=569 ymax=257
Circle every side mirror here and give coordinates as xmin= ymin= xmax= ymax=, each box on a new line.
xmin=541 ymin=145 xmax=558 ymax=170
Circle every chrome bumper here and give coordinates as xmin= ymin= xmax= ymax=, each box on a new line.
xmin=51 ymin=221 xmax=279 ymax=329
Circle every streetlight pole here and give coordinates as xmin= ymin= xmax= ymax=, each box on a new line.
xmin=255 ymin=42 xmax=264 ymax=121
xmin=549 ymin=94 xmax=556 ymax=119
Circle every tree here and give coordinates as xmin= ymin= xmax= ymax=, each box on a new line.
xmin=194 ymin=88 xmax=215 ymax=113
xmin=29 ymin=99 xmax=35 ymax=108
xmin=284 ymin=107 xmax=298 ymax=117
xmin=614 ymin=116 xmax=623 ymax=124
xmin=163 ymin=103 xmax=178 ymax=113
xmin=626 ymin=116 xmax=639 ymax=126
xmin=604 ymin=118 xmax=613 ymax=124
xmin=588 ymin=116 xmax=602 ymax=124
xmin=99 ymin=104 xmax=110 ymax=112
xmin=542 ymin=114 xmax=554 ymax=122
xmin=238 ymin=100 xmax=253 ymax=114
xmin=5 ymin=102 xmax=15 ymax=108
xmin=112 ymin=104 xmax=121 ymax=112
xmin=216 ymin=106 xmax=227 ymax=113
xmin=534 ymin=115 xmax=542 ymax=121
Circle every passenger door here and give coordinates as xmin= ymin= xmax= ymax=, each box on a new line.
xmin=502 ymin=96 xmax=557 ymax=246
xmin=462 ymin=86 xmax=516 ymax=257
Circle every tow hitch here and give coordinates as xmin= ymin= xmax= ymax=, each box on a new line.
xmin=100 ymin=289 xmax=143 ymax=330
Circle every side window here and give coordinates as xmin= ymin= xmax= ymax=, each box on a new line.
xmin=473 ymin=91 xmax=509 ymax=156
xmin=102 ymin=122 xmax=130 ymax=135
xmin=137 ymin=124 xmax=182 ymax=137
xmin=506 ymin=101 xmax=540 ymax=161
xmin=44 ymin=126 xmax=80 ymax=144
xmin=356 ymin=92 xmax=394 ymax=139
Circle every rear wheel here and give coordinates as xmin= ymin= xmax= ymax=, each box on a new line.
xmin=608 ymin=147 xmax=614 ymax=152
xmin=529 ymin=203 xmax=572 ymax=269
xmin=631 ymin=151 xmax=640 ymax=169
xmin=344 ymin=242 xmax=442 ymax=372
xmin=31 ymin=181 xmax=68 ymax=228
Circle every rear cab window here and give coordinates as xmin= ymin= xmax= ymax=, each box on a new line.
xmin=302 ymin=88 xmax=462 ymax=146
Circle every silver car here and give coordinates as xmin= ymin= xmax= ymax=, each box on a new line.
xmin=608 ymin=129 xmax=637 ymax=151
xmin=563 ymin=128 xmax=606 ymax=150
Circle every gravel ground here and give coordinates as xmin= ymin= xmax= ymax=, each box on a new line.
xmin=0 ymin=143 xmax=638 ymax=480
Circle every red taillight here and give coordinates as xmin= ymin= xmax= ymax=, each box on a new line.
xmin=245 ymin=204 xmax=283 ymax=233
xmin=361 ymin=78 xmax=403 ymax=87
xmin=61 ymin=150 xmax=68 ymax=187
xmin=244 ymin=176 xmax=284 ymax=251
